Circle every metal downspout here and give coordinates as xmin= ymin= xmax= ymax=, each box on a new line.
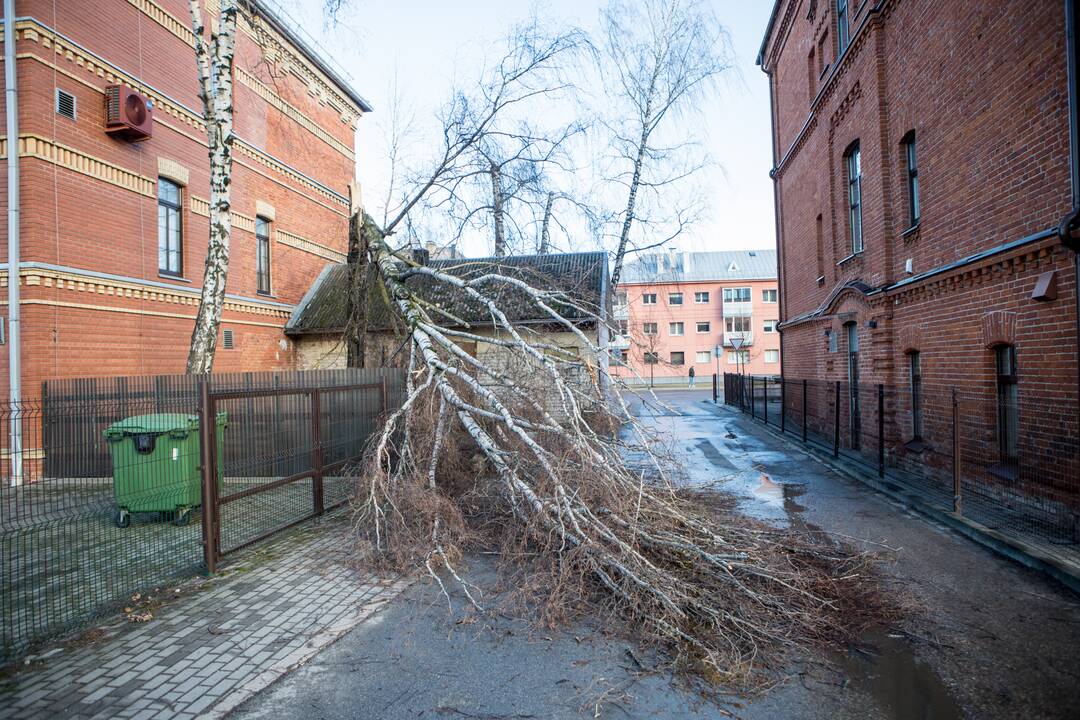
xmin=1066 ymin=0 xmax=1080 ymax=432
xmin=4 ymin=0 xmax=22 ymax=485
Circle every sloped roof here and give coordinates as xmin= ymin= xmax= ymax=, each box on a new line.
xmin=619 ymin=249 xmax=777 ymax=285
xmin=286 ymin=251 xmax=610 ymax=336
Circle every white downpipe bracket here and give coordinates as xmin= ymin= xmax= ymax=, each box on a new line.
xmin=5 ymin=0 xmax=23 ymax=486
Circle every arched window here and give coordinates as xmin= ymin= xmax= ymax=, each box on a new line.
xmin=844 ymin=142 xmax=863 ymax=254
xmin=995 ymin=345 xmax=1018 ymax=464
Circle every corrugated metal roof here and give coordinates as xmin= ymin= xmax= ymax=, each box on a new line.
xmin=286 ymin=251 xmax=610 ymax=336
xmin=620 ymin=249 xmax=777 ymax=285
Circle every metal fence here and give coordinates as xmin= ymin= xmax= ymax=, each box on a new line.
xmin=723 ymin=373 xmax=1080 ymax=563
xmin=1 ymin=367 xmax=404 ymax=661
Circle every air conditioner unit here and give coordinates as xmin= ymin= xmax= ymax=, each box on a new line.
xmin=104 ymin=85 xmax=153 ymax=142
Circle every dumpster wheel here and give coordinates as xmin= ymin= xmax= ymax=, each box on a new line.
xmin=113 ymin=508 xmax=131 ymax=528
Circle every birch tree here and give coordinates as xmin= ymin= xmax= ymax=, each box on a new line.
xmin=186 ymin=0 xmax=239 ymax=374
xmin=602 ymin=0 xmax=733 ymax=289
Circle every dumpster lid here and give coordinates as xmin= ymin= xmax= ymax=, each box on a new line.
xmin=106 ymin=414 xmax=198 ymax=435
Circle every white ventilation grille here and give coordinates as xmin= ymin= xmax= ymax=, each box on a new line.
xmin=55 ymin=89 xmax=77 ymax=120
xmin=222 ymin=328 xmax=235 ymax=350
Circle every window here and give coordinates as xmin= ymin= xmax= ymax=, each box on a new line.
xmin=995 ymin=345 xmax=1018 ymax=464
xmin=615 ymin=291 xmax=627 ymax=306
xmin=643 ymin=322 xmax=658 ymax=335
xmin=256 ymin=216 xmax=272 ymax=294
xmin=617 ymin=319 xmax=628 ymax=335
xmin=815 ymin=213 xmax=825 ymax=280
xmin=727 ymin=350 xmax=749 ymax=365
xmin=723 ymin=287 xmax=751 ymax=303
xmin=903 ymin=131 xmax=920 ymax=227
xmin=725 ymin=316 xmax=751 ymax=333
xmin=837 ymin=0 xmax=850 ymax=55
xmin=668 ymin=292 xmax=683 ymax=305
xmin=644 ymin=351 xmax=659 ymax=364
xmin=695 ymin=351 xmax=711 ymax=364
xmin=762 ymin=289 xmax=778 ymax=303
xmin=158 ymin=178 xmax=183 ymax=276
xmin=764 ymin=350 xmax=780 ymax=364
xmin=642 ymin=293 xmax=657 ymax=305
xmin=694 ymin=291 xmax=710 ymax=303
xmin=845 ymin=142 xmax=863 ymax=254
xmin=763 ymin=320 xmax=778 ymax=333
xmin=696 ymin=321 xmax=710 ymax=333
xmin=909 ymin=351 xmax=923 ymax=440
xmin=670 ymin=351 xmax=685 ymax=366
xmin=669 ymin=322 xmax=684 ymax=336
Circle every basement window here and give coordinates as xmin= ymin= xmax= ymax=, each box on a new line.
xmin=55 ymin=88 xmax=77 ymax=120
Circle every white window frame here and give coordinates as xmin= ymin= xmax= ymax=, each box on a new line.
xmin=725 ymin=316 xmax=751 ymax=333
xmin=762 ymin=288 xmax=778 ymax=303
xmin=668 ymin=292 xmax=683 ymax=305
xmin=764 ymin=349 xmax=780 ymax=364
xmin=763 ymin=320 xmax=778 ymax=333
xmin=642 ymin=293 xmax=657 ymax=305
xmin=696 ymin=321 xmax=710 ymax=334
xmin=643 ymin=322 xmax=658 ymax=335
xmin=669 ymin=322 xmax=684 ymax=336
xmin=695 ymin=351 xmax=711 ymax=364
xmin=723 ymin=287 xmax=752 ymax=303
xmin=694 ymin=291 xmax=710 ymax=304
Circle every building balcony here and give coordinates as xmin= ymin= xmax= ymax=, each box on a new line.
xmin=722 ymin=331 xmax=753 ymax=347
xmin=722 ymin=300 xmax=753 ymax=316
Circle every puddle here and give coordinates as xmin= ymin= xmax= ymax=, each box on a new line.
xmin=836 ymin=628 xmax=964 ymax=719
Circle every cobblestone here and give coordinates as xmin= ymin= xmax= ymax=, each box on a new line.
xmin=0 ymin=512 xmax=408 ymax=719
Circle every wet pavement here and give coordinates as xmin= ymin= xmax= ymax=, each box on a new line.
xmin=232 ymin=390 xmax=1080 ymax=719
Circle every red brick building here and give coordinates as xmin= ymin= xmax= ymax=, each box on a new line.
xmin=0 ymin=0 xmax=368 ymax=401
xmin=759 ymin=2 xmax=1079 ymax=520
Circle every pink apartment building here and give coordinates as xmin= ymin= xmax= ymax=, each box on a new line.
xmin=611 ymin=250 xmax=781 ymax=385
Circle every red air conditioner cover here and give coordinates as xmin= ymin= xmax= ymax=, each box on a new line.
xmin=104 ymin=85 xmax=153 ymax=142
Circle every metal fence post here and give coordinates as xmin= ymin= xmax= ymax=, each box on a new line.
xmin=311 ymin=388 xmax=325 ymax=516
xmin=198 ymin=378 xmax=219 ymax=574
xmin=712 ymin=373 xmax=718 ymax=404
xmin=763 ymin=377 xmax=769 ymax=425
xmin=780 ymin=378 xmax=786 ymax=434
xmin=750 ymin=377 xmax=756 ymax=420
xmin=801 ymin=379 xmax=808 ymax=443
xmin=878 ymin=383 xmax=885 ymax=478
xmin=833 ymin=380 xmax=841 ymax=458
xmin=952 ymin=388 xmax=962 ymax=514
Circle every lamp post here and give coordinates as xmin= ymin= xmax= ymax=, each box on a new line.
xmin=730 ymin=335 xmax=745 ymax=407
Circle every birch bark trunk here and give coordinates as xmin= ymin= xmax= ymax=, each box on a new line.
xmin=186 ymin=0 xmax=238 ymax=374
xmin=490 ymin=160 xmax=506 ymax=256
xmin=538 ymin=191 xmax=554 ymax=253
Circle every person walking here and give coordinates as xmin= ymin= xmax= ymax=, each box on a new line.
xmin=688 ymin=366 xmax=696 ymax=388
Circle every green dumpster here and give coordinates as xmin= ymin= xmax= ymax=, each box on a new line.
xmin=104 ymin=412 xmax=227 ymax=527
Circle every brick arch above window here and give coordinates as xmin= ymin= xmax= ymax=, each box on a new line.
xmin=981 ymin=310 xmax=1017 ymax=349
xmin=156 ymin=157 xmax=190 ymax=186
xmin=898 ymin=324 xmax=925 ymax=354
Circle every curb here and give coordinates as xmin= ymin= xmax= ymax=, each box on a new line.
xmin=720 ymin=406 xmax=1080 ymax=596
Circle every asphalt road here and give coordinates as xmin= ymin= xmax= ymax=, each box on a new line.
xmin=231 ymin=390 xmax=1080 ymax=719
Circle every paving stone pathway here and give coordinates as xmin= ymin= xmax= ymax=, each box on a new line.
xmin=0 ymin=511 xmax=407 ymax=719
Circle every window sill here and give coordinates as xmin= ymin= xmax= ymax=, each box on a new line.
xmin=988 ymin=462 xmax=1019 ymax=483
xmin=900 ymin=223 xmax=921 ymax=240
xmin=816 ymin=275 xmax=826 ymax=286
xmin=903 ymin=438 xmax=926 ymax=454
xmin=835 ymin=251 xmax=863 ymax=267
xmin=158 ymin=273 xmax=191 ymax=283
xmin=256 ymin=291 xmax=277 ymax=299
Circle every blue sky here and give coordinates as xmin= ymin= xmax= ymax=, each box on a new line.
xmin=276 ymin=0 xmax=776 ymax=254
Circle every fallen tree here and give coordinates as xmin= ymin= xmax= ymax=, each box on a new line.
xmin=345 ymin=19 xmax=893 ymax=690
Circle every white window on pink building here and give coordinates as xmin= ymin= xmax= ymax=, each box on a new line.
xmin=642 ymin=293 xmax=657 ymax=304
xmin=694 ymin=291 xmax=709 ymax=303
xmin=696 ymin=321 xmax=710 ymax=333
xmin=643 ymin=322 xmax=658 ymax=335
xmin=669 ymin=322 xmax=684 ymax=336
xmin=763 ymin=319 xmax=778 ymax=333
xmin=668 ymin=292 xmax=683 ymax=305
xmin=695 ymin=351 xmax=711 ymax=363
xmin=762 ymin=289 xmax=778 ymax=303
xmin=765 ymin=350 xmax=780 ymax=363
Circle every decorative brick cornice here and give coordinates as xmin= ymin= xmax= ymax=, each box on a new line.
xmin=1 ymin=265 xmax=292 ymax=320
xmin=275 ymin=229 xmax=346 ymax=262
xmin=829 ymin=80 xmax=863 ymax=131
xmin=126 ymin=0 xmax=196 ymax=47
xmin=0 ymin=134 xmax=155 ymax=196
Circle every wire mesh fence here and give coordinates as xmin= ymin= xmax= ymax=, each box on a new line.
xmin=723 ymin=373 xmax=1080 ymax=565
xmin=1 ymin=367 xmax=404 ymax=661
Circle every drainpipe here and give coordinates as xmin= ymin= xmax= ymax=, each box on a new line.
xmin=4 ymin=0 xmax=22 ymax=485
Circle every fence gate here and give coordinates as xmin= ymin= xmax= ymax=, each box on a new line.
xmin=197 ymin=379 xmax=389 ymax=572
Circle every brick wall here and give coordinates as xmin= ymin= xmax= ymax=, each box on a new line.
xmin=0 ymin=0 xmax=364 ymax=398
